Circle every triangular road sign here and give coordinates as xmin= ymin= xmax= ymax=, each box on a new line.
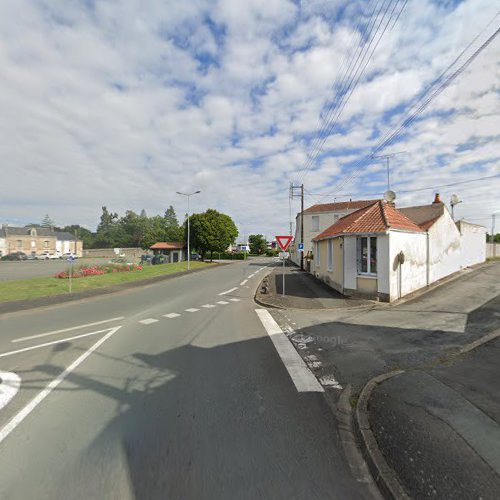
xmin=275 ymin=235 xmax=293 ymax=251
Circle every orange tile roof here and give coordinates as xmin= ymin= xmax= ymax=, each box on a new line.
xmin=150 ymin=242 xmax=186 ymax=249
xmin=313 ymin=201 xmax=423 ymax=241
xmin=303 ymin=199 xmax=380 ymax=214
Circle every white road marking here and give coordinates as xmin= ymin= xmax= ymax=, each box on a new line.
xmin=218 ymin=287 xmax=238 ymax=295
xmin=248 ymin=274 xmax=255 ymax=278
xmin=240 ymin=280 xmax=248 ymax=285
xmin=319 ymin=375 xmax=343 ymax=389
xmin=0 ymin=326 xmax=122 ymax=445
xmin=0 ymin=328 xmax=117 ymax=359
xmin=217 ymin=301 xmax=229 ymax=305
xmin=163 ymin=313 xmax=180 ymax=318
xmin=12 ymin=316 xmax=125 ymax=344
xmin=0 ymin=372 xmax=21 ymax=411
xmin=139 ymin=318 xmax=159 ymax=325
xmin=202 ymin=304 xmax=216 ymax=308
xmin=229 ymin=298 xmax=240 ymax=302
xmin=185 ymin=308 xmax=200 ymax=313
xmin=255 ymin=309 xmax=324 ymax=393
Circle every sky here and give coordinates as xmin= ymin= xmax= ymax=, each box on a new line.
xmin=0 ymin=0 xmax=499 ymax=240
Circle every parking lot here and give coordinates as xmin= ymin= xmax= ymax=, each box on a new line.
xmin=0 ymin=258 xmax=126 ymax=282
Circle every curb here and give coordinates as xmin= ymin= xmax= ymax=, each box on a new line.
xmin=0 ymin=263 xmax=224 ymax=315
xmin=353 ymin=325 xmax=500 ymax=500
xmin=354 ymin=370 xmax=409 ymax=500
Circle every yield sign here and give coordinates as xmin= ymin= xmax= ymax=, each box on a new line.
xmin=275 ymin=235 xmax=293 ymax=252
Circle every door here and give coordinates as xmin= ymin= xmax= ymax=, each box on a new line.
xmin=173 ymin=252 xmax=179 ymax=263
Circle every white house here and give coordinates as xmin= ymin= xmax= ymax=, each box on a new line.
xmin=290 ymin=199 xmax=378 ymax=266
xmin=312 ymin=195 xmax=486 ymax=302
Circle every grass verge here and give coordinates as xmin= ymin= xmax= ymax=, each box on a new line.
xmin=0 ymin=261 xmax=214 ymax=303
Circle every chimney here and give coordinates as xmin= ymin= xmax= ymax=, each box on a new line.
xmin=432 ymin=193 xmax=442 ymax=204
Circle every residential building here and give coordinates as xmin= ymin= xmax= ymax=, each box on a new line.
xmin=290 ymin=199 xmax=379 ymax=266
xmin=312 ymin=195 xmax=486 ymax=302
xmin=150 ymin=242 xmax=186 ymax=262
xmin=0 ymin=225 xmax=82 ymax=257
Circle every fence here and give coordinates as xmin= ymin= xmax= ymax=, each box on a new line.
xmin=486 ymin=243 xmax=500 ymax=258
xmin=82 ymin=247 xmax=144 ymax=259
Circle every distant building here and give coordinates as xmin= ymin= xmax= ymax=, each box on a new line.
xmin=0 ymin=225 xmax=82 ymax=257
xmin=150 ymin=242 xmax=186 ymax=262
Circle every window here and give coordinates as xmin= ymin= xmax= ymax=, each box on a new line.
xmin=315 ymin=241 xmax=320 ymax=267
xmin=327 ymin=239 xmax=333 ymax=271
xmin=311 ymin=215 xmax=319 ymax=231
xmin=44 ymin=240 xmax=49 ymax=248
xmin=358 ymin=236 xmax=377 ymax=275
xmin=17 ymin=240 xmax=22 ymax=249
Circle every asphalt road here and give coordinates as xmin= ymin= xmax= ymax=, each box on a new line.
xmin=0 ymin=258 xmax=112 ymax=281
xmin=0 ymin=258 xmax=373 ymax=500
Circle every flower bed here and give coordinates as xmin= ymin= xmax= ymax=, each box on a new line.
xmin=56 ymin=263 xmax=143 ymax=279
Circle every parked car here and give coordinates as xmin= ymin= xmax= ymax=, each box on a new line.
xmin=1 ymin=252 xmax=28 ymax=261
xmin=190 ymin=253 xmax=201 ymax=261
xmin=62 ymin=252 xmax=77 ymax=259
xmin=37 ymin=252 xmax=60 ymax=260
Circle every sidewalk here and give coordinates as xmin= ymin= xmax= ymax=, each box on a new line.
xmin=370 ymin=335 xmax=500 ymax=499
xmin=255 ymin=262 xmax=370 ymax=310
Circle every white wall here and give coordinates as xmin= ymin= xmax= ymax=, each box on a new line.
xmin=292 ymin=209 xmax=357 ymax=266
xmin=0 ymin=238 xmax=6 ymax=256
xmin=343 ymin=236 xmax=357 ymax=290
xmin=377 ymin=234 xmax=390 ymax=296
xmin=458 ymin=222 xmax=486 ymax=267
xmin=389 ymin=231 xmax=427 ymax=301
xmin=428 ymin=213 xmax=462 ymax=282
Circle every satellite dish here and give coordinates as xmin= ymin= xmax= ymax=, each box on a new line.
xmin=450 ymin=194 xmax=460 ymax=205
xmin=383 ymin=190 xmax=396 ymax=202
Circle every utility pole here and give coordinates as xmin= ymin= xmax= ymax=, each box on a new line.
xmin=492 ymin=213 xmax=496 ymax=257
xmin=371 ymin=151 xmax=406 ymax=191
xmin=290 ymin=183 xmax=304 ymax=270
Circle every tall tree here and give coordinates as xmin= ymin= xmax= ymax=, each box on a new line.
xmin=189 ymin=209 xmax=238 ymax=261
xmin=41 ymin=214 xmax=54 ymax=227
xmin=164 ymin=205 xmax=183 ymax=242
xmin=248 ymin=234 xmax=267 ymax=255
xmin=97 ymin=206 xmax=118 ymax=233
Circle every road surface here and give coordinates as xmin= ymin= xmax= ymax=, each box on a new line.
xmin=0 ymin=258 xmax=374 ymax=500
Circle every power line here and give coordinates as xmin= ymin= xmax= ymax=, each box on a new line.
xmin=311 ymin=11 xmax=500 ymax=202
xmin=305 ymin=173 xmax=500 ymax=198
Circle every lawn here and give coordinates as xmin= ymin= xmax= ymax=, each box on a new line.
xmin=0 ymin=261 xmax=214 ymax=303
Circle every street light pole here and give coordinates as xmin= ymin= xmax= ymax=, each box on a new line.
xmin=176 ymin=190 xmax=201 ymax=271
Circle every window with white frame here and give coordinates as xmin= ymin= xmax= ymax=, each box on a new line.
xmin=311 ymin=215 xmax=319 ymax=231
xmin=357 ymin=236 xmax=377 ymax=275
xmin=315 ymin=241 xmax=320 ymax=267
xmin=327 ymin=239 xmax=333 ymax=271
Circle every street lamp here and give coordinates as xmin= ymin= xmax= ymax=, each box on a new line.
xmin=176 ymin=190 xmax=201 ymax=270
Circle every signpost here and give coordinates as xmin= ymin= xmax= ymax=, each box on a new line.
xmin=275 ymin=236 xmax=293 ymax=297
xmin=298 ymin=243 xmax=304 ymax=252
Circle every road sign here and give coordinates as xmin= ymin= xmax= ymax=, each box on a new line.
xmin=298 ymin=243 xmax=304 ymax=251
xmin=275 ymin=235 xmax=293 ymax=252
xmin=67 ymin=256 xmax=75 ymax=263
xmin=278 ymin=252 xmax=289 ymax=259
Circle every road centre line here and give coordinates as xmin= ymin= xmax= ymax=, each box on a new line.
xmin=185 ymin=308 xmax=200 ymax=313
xmin=202 ymin=304 xmax=216 ymax=308
xmin=218 ymin=287 xmax=238 ymax=295
xmin=240 ymin=280 xmax=248 ymax=285
xmin=255 ymin=309 xmax=324 ymax=393
xmin=0 ymin=326 xmax=122 ymax=446
xmin=163 ymin=313 xmax=181 ymax=318
xmin=229 ymin=298 xmax=240 ymax=302
xmin=217 ymin=301 xmax=229 ymax=305
xmin=12 ymin=317 xmax=126 ymax=344
xmin=0 ymin=328 xmax=118 ymax=359
xmin=139 ymin=318 xmax=159 ymax=325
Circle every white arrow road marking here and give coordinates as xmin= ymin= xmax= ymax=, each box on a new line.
xmin=218 ymin=287 xmax=238 ymax=295
xmin=12 ymin=317 xmax=125 ymax=343
xmin=0 ymin=372 xmax=21 ymax=411
xmin=255 ymin=309 xmax=324 ymax=393
xmin=0 ymin=326 xmax=122 ymax=445
xmin=0 ymin=328 xmax=118 ymax=359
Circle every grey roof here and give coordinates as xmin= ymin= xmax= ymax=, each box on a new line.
xmin=399 ymin=203 xmax=445 ymax=225
xmin=55 ymin=231 xmax=77 ymax=241
xmin=0 ymin=226 xmax=55 ymax=237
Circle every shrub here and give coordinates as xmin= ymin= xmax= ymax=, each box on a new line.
xmin=55 ymin=263 xmax=143 ymax=279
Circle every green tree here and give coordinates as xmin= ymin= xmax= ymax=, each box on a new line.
xmin=41 ymin=214 xmax=54 ymax=227
xmin=248 ymin=234 xmax=267 ymax=255
xmin=164 ymin=206 xmax=184 ymax=242
xmin=96 ymin=206 xmax=118 ymax=233
xmin=189 ymin=209 xmax=238 ymax=261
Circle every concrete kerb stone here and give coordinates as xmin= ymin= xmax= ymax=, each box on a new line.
xmin=354 ymin=370 xmax=410 ymax=500
xmin=354 ymin=325 xmax=500 ymax=500
xmin=0 ymin=263 xmax=227 ymax=316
